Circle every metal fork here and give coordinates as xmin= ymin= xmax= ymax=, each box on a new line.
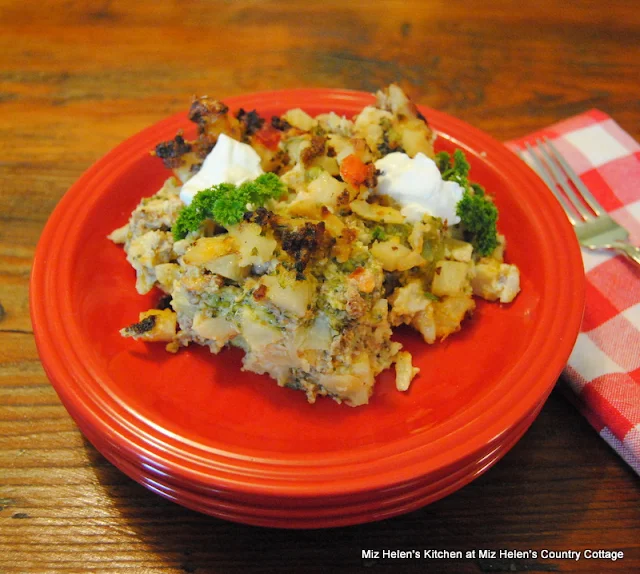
xmin=518 ymin=137 xmax=640 ymax=266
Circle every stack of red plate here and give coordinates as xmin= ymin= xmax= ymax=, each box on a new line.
xmin=31 ymin=90 xmax=584 ymax=528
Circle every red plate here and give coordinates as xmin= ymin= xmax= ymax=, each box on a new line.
xmin=31 ymin=89 xmax=585 ymax=527
xmin=82 ymin=393 xmax=547 ymax=528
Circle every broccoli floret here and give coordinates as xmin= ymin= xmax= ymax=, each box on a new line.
xmin=238 ymin=173 xmax=286 ymax=206
xmin=456 ymin=190 xmax=498 ymax=256
xmin=435 ymin=151 xmax=451 ymax=173
xmin=210 ymin=195 xmax=247 ymax=226
xmin=437 ymin=149 xmax=470 ymax=186
xmin=437 ymin=148 xmax=498 ymax=257
xmin=172 ymin=173 xmax=285 ymax=240
xmin=470 ymin=182 xmax=486 ymax=197
xmin=172 ymin=202 xmax=204 ymax=241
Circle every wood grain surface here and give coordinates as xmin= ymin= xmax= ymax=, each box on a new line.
xmin=1 ymin=0 xmax=639 ymax=572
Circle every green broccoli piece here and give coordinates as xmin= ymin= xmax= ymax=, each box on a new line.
xmin=456 ymin=190 xmax=498 ymax=256
xmin=172 ymin=185 xmax=229 ymax=240
xmin=233 ymin=173 xmax=286 ymax=208
xmin=211 ymin=195 xmax=247 ymax=226
xmin=437 ymin=148 xmax=498 ymax=257
xmin=171 ymin=202 xmax=204 ymax=241
xmin=435 ymin=151 xmax=451 ymax=173
xmin=371 ymin=225 xmax=387 ymax=241
xmin=172 ymin=174 xmax=285 ymax=240
xmin=438 ymin=149 xmax=470 ymax=186
xmin=470 ymin=182 xmax=486 ymax=197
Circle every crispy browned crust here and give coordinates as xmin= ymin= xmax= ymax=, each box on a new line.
xmin=271 ymin=116 xmax=292 ymax=131
xmin=191 ymin=136 xmax=216 ymax=159
xmin=300 ymin=135 xmax=327 ymax=167
xmin=122 ymin=315 xmax=156 ymax=336
xmin=154 ymin=133 xmax=192 ymax=168
xmin=340 ymin=227 xmax=358 ymax=244
xmin=243 ymin=206 xmax=278 ymax=227
xmin=236 ymin=108 xmax=265 ymax=136
xmin=243 ymin=208 xmax=333 ymax=278
xmin=363 ymin=164 xmax=378 ymax=188
xmin=189 ymin=97 xmax=229 ymax=133
xmin=152 ymin=96 xmax=238 ymax=170
xmin=269 ymin=149 xmax=292 ymax=175
xmin=280 ymin=221 xmax=328 ymax=278
xmin=336 ymin=188 xmax=351 ymax=207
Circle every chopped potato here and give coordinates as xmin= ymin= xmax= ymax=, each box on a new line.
xmin=239 ymin=308 xmax=283 ymax=349
xmin=297 ymin=315 xmax=333 ymax=351
xmin=205 ymin=253 xmax=248 ymax=282
xmin=227 ymin=222 xmax=276 ymax=267
xmin=261 ymin=273 xmax=315 ymax=317
xmin=400 ymin=120 xmax=435 ymax=158
xmin=444 ymin=238 xmax=473 ymax=262
xmin=184 ymin=236 xmax=237 ymax=266
xmin=353 ymin=105 xmax=394 ymax=153
xmin=306 ymin=171 xmax=348 ymax=210
xmin=431 ymin=261 xmax=470 ymax=297
xmin=154 ymin=263 xmax=181 ymax=291
xmin=350 ymin=199 xmax=404 ymax=224
xmin=316 ymin=372 xmax=373 ymax=407
xmin=395 ymin=351 xmax=420 ymax=391
xmin=108 ymin=223 xmax=129 ymax=244
xmin=433 ymin=296 xmax=476 ymax=339
xmin=282 ymin=108 xmax=317 ymax=131
xmin=412 ymin=308 xmax=436 ymax=344
xmin=471 ymin=259 xmax=520 ymax=303
xmin=370 ymin=238 xmax=426 ymax=272
xmin=389 ymin=281 xmax=431 ymax=323
xmin=192 ymin=312 xmax=238 ymax=347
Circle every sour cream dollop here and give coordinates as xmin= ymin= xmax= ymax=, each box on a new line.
xmin=374 ymin=152 xmax=464 ymax=224
xmin=179 ymin=133 xmax=264 ymax=206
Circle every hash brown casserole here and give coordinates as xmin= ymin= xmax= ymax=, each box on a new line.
xmin=110 ymin=85 xmax=520 ymax=407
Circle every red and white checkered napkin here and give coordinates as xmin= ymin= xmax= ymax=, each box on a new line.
xmin=506 ymin=110 xmax=640 ymax=475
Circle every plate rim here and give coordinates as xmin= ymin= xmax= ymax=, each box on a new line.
xmin=31 ymin=88 xmax=585 ymax=497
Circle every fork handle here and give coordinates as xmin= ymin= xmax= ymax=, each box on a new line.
xmin=611 ymin=241 xmax=640 ymax=266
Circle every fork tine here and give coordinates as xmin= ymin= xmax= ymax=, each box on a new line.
xmin=536 ymin=139 xmax=594 ymax=221
xmin=522 ymin=143 xmax=578 ymax=225
xmin=543 ymin=137 xmax=605 ymax=216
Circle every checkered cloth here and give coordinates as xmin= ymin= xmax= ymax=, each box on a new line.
xmin=506 ymin=110 xmax=640 ymax=475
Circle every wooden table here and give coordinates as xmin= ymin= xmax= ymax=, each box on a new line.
xmin=1 ymin=1 xmax=638 ymax=572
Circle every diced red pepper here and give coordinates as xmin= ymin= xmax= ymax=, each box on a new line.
xmin=253 ymin=124 xmax=282 ymax=151
xmin=340 ymin=154 xmax=374 ymax=188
